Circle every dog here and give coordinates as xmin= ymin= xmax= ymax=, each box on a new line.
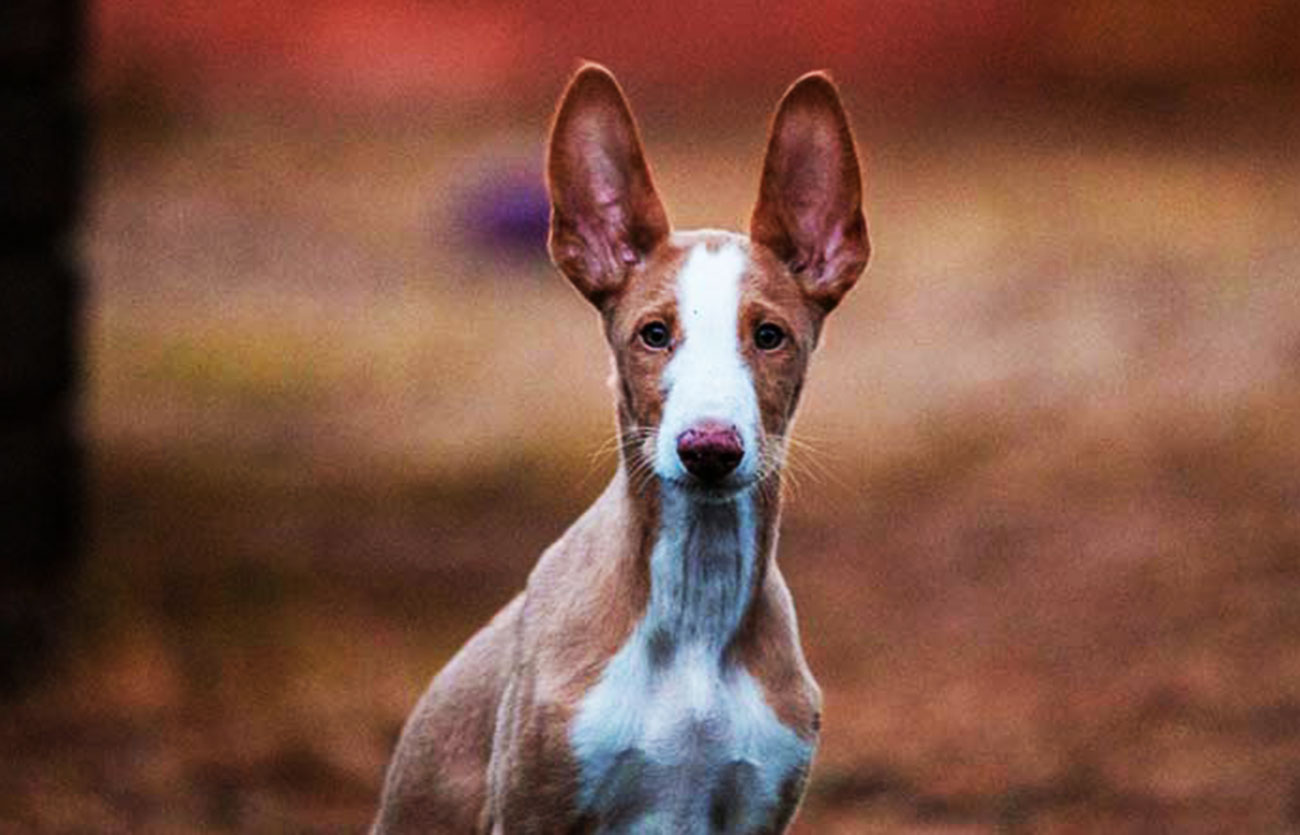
xmin=373 ymin=62 xmax=869 ymax=834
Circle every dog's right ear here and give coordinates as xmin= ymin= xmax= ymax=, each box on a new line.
xmin=547 ymin=63 xmax=670 ymax=308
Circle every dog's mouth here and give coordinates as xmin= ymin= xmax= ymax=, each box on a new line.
xmin=665 ymin=472 xmax=758 ymax=503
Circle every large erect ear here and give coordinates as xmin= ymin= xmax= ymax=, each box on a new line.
xmin=750 ymin=72 xmax=869 ymax=313
xmin=547 ymin=63 xmax=670 ymax=308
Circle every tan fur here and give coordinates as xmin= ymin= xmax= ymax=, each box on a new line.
xmin=373 ymin=64 xmax=868 ymax=834
xmin=373 ymin=597 xmax=521 ymax=833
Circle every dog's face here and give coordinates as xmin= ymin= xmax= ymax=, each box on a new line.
xmin=547 ymin=65 xmax=869 ymax=498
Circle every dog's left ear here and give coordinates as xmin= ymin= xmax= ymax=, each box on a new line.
xmin=547 ymin=63 xmax=670 ymax=309
xmin=751 ymin=72 xmax=869 ymax=313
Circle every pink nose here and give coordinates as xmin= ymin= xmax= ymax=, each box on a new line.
xmin=676 ymin=422 xmax=744 ymax=483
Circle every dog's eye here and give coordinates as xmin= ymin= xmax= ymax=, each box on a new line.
xmin=639 ymin=321 xmax=671 ymax=350
xmin=754 ymin=322 xmax=786 ymax=351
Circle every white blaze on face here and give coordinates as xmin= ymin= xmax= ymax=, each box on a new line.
xmin=654 ymin=241 xmax=760 ymax=482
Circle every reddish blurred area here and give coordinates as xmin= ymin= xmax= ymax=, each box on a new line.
xmin=91 ymin=0 xmax=1300 ymax=114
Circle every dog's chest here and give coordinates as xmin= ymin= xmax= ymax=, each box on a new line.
xmin=571 ymin=641 xmax=811 ymax=834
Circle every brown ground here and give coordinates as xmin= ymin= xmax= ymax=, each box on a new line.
xmin=2 ymin=100 xmax=1300 ymax=832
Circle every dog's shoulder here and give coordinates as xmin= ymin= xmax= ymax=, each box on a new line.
xmin=373 ymin=593 xmax=524 ymax=834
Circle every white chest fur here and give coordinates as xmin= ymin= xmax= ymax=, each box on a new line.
xmin=570 ymin=492 xmax=813 ymax=833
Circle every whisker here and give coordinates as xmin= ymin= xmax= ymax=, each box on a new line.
xmin=590 ymin=428 xmax=657 ymax=460
xmin=588 ymin=434 xmax=623 ymax=465
xmin=779 ymin=462 xmax=802 ymax=504
xmin=799 ymin=450 xmax=844 ymax=490
xmin=781 ymin=430 xmax=846 ymax=491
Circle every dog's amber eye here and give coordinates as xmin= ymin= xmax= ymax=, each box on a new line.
xmin=754 ymin=322 xmax=786 ymax=351
xmin=639 ymin=321 xmax=671 ymax=350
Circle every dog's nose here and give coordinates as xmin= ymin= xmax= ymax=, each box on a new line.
xmin=676 ymin=422 xmax=744 ymax=482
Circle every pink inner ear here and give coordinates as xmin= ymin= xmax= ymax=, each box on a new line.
xmin=575 ymin=177 xmax=646 ymax=267
xmin=586 ymin=175 xmax=628 ymax=215
xmin=763 ymin=135 xmax=853 ymax=276
xmin=751 ymin=75 xmax=868 ymax=310
xmin=547 ymin=67 xmax=670 ymax=303
xmin=781 ymin=114 xmax=852 ymax=211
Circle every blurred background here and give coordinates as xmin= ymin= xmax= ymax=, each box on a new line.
xmin=3 ymin=1 xmax=1300 ymax=832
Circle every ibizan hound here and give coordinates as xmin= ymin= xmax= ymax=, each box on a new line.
xmin=374 ymin=63 xmax=870 ymax=834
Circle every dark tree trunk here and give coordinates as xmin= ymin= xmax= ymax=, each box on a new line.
xmin=0 ymin=0 xmax=84 ymax=694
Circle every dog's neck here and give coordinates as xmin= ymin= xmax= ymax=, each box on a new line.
xmin=617 ymin=462 xmax=783 ymax=656
xmin=568 ymin=464 xmax=807 ymax=821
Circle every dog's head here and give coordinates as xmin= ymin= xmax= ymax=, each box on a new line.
xmin=547 ymin=64 xmax=869 ymax=499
